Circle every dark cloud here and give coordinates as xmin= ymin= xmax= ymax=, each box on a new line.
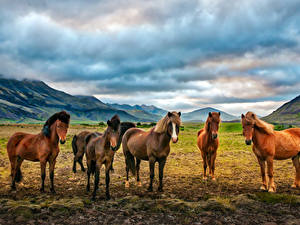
xmin=0 ymin=0 xmax=300 ymax=115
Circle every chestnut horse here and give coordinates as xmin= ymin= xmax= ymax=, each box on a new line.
xmin=72 ymin=122 xmax=135 ymax=173
xmin=7 ymin=111 xmax=70 ymax=193
xmin=197 ymin=112 xmax=221 ymax=180
xmin=241 ymin=111 xmax=300 ymax=192
xmin=85 ymin=115 xmax=121 ymax=200
xmin=122 ymin=111 xmax=181 ymax=192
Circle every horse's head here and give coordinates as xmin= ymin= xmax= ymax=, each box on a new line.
xmin=56 ymin=119 xmax=69 ymax=144
xmin=106 ymin=115 xmax=121 ymax=151
xmin=167 ymin=111 xmax=181 ymax=143
xmin=207 ymin=112 xmax=221 ymax=139
xmin=241 ymin=112 xmax=255 ymax=145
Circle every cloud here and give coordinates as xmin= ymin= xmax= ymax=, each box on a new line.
xmin=0 ymin=0 xmax=300 ymax=115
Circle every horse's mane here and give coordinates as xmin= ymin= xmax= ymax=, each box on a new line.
xmin=120 ymin=122 xmax=136 ymax=136
xmin=245 ymin=111 xmax=274 ymax=134
xmin=42 ymin=111 xmax=70 ymax=137
xmin=154 ymin=112 xmax=181 ymax=133
xmin=109 ymin=115 xmax=121 ymax=131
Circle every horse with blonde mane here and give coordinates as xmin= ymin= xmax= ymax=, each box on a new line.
xmin=241 ymin=111 xmax=300 ymax=192
xmin=197 ymin=112 xmax=221 ymax=180
xmin=122 ymin=111 xmax=181 ymax=192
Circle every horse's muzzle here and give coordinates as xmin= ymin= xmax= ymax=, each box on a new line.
xmin=245 ymin=140 xmax=252 ymax=145
xmin=111 ymin=146 xmax=118 ymax=151
xmin=172 ymin=137 xmax=178 ymax=143
xmin=60 ymin=139 xmax=66 ymax=145
xmin=212 ymin=134 xmax=218 ymax=139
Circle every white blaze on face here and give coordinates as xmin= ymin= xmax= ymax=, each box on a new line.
xmin=172 ymin=122 xmax=177 ymax=140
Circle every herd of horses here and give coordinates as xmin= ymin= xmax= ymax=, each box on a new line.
xmin=6 ymin=110 xmax=300 ymax=200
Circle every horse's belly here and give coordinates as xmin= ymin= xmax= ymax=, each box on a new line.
xmin=275 ymin=145 xmax=299 ymax=160
xmin=127 ymin=138 xmax=148 ymax=160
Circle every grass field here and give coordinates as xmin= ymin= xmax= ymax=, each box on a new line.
xmin=0 ymin=123 xmax=300 ymax=224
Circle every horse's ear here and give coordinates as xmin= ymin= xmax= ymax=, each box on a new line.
xmin=209 ymin=112 xmax=212 ymax=117
xmin=107 ymin=120 xmax=112 ymax=126
xmin=178 ymin=112 xmax=181 ymax=117
xmin=168 ymin=112 xmax=172 ymax=117
xmin=241 ymin=114 xmax=245 ymax=119
xmin=218 ymin=112 xmax=221 ymax=116
xmin=252 ymin=113 xmax=256 ymax=119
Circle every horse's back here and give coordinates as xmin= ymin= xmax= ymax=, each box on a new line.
xmin=7 ymin=132 xmax=30 ymax=154
xmin=123 ymin=128 xmax=149 ymax=160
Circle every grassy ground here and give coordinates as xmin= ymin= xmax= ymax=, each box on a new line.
xmin=0 ymin=123 xmax=300 ymax=224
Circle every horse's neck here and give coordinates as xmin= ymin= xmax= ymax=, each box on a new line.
xmin=157 ymin=131 xmax=171 ymax=149
xmin=50 ymin=122 xmax=59 ymax=145
xmin=102 ymin=130 xmax=110 ymax=149
xmin=252 ymin=127 xmax=268 ymax=145
xmin=204 ymin=124 xmax=212 ymax=140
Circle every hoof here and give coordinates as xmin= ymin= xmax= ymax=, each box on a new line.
xmin=137 ymin=181 xmax=142 ymax=187
xmin=50 ymin=188 xmax=56 ymax=194
xmin=268 ymin=187 xmax=276 ymax=193
xmin=260 ymin=185 xmax=267 ymax=191
xmin=147 ymin=187 xmax=153 ymax=192
xmin=203 ymin=176 xmax=207 ymax=180
xmin=73 ymin=169 xmax=76 ymax=173
xmin=125 ymin=181 xmax=129 ymax=188
xmin=291 ymin=183 xmax=300 ymax=188
xmin=110 ymin=168 xmax=115 ymax=173
xmin=86 ymin=186 xmax=90 ymax=192
xmin=81 ymin=168 xmax=85 ymax=172
xmin=40 ymin=188 xmax=45 ymax=193
xmin=211 ymin=177 xmax=216 ymax=181
xmin=106 ymin=195 xmax=111 ymax=200
xmin=158 ymin=187 xmax=163 ymax=192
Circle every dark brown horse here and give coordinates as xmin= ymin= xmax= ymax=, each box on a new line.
xmin=242 ymin=111 xmax=300 ymax=192
xmin=197 ymin=112 xmax=221 ymax=181
xmin=72 ymin=122 xmax=135 ymax=173
xmin=122 ymin=111 xmax=181 ymax=192
xmin=7 ymin=111 xmax=70 ymax=193
xmin=85 ymin=115 xmax=121 ymax=200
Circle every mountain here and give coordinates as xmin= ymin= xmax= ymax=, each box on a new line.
xmin=263 ymin=95 xmax=300 ymax=125
xmin=108 ymin=103 xmax=167 ymax=117
xmin=0 ymin=77 xmax=143 ymax=123
xmin=182 ymin=107 xmax=238 ymax=122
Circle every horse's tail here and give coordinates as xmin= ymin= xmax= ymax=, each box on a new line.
xmin=15 ymin=168 xmax=22 ymax=183
xmin=90 ymin=160 xmax=96 ymax=175
xmin=122 ymin=134 xmax=136 ymax=175
xmin=72 ymin=135 xmax=78 ymax=156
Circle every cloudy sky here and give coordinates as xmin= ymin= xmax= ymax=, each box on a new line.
xmin=1 ymin=0 xmax=300 ymax=116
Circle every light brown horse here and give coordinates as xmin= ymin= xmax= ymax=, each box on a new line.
xmin=241 ymin=111 xmax=300 ymax=192
xmin=85 ymin=115 xmax=121 ymax=200
xmin=197 ymin=112 xmax=221 ymax=180
xmin=122 ymin=111 xmax=181 ymax=192
xmin=7 ymin=111 xmax=70 ymax=193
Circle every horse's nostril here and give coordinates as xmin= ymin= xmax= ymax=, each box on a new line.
xmin=213 ymin=134 xmax=218 ymax=139
xmin=245 ymin=140 xmax=252 ymax=145
xmin=60 ymin=140 xmax=66 ymax=144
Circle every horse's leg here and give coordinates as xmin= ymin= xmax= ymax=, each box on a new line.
xmin=292 ymin=155 xmax=300 ymax=188
xmin=158 ymin=158 xmax=166 ymax=192
xmin=256 ymin=156 xmax=267 ymax=190
xmin=147 ymin=156 xmax=156 ymax=192
xmin=136 ymin=158 xmax=142 ymax=187
xmin=10 ymin=157 xmax=17 ymax=190
xmin=72 ymin=157 xmax=77 ymax=173
xmin=109 ymin=155 xmax=115 ymax=172
xmin=40 ymin=160 xmax=47 ymax=192
xmin=49 ymin=157 xmax=57 ymax=194
xmin=78 ymin=156 xmax=85 ymax=172
xmin=86 ymin=160 xmax=91 ymax=192
xmin=105 ymin=161 xmax=111 ymax=200
xmin=210 ymin=151 xmax=217 ymax=181
xmin=266 ymin=157 xmax=276 ymax=192
xmin=201 ymin=151 xmax=207 ymax=180
xmin=11 ymin=157 xmax=23 ymax=190
xmin=125 ymin=158 xmax=130 ymax=188
xmin=92 ymin=161 xmax=101 ymax=200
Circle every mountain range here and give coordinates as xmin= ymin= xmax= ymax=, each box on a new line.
xmin=0 ymin=76 xmax=281 ymax=124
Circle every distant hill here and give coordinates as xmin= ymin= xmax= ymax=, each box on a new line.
xmin=263 ymin=95 xmax=300 ymax=125
xmin=0 ymin=77 xmax=144 ymax=123
xmin=182 ymin=107 xmax=238 ymax=122
xmin=108 ymin=103 xmax=167 ymax=117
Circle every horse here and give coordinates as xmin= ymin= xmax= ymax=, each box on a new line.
xmin=241 ymin=111 xmax=300 ymax=192
xmin=122 ymin=111 xmax=181 ymax=192
xmin=85 ymin=115 xmax=121 ymax=200
xmin=72 ymin=131 xmax=100 ymax=173
xmin=6 ymin=111 xmax=70 ymax=193
xmin=72 ymin=122 xmax=135 ymax=173
xmin=197 ymin=112 xmax=221 ymax=181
